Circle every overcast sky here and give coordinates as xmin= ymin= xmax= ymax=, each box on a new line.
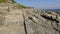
xmin=15 ymin=0 xmax=60 ymax=9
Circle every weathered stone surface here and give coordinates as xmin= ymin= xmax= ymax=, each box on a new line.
xmin=23 ymin=9 xmax=60 ymax=34
xmin=0 ymin=1 xmax=60 ymax=34
xmin=0 ymin=8 xmax=25 ymax=34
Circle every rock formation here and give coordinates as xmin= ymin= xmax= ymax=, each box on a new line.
xmin=0 ymin=0 xmax=60 ymax=34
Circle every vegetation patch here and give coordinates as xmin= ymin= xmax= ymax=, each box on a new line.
xmin=0 ymin=0 xmax=16 ymax=3
xmin=0 ymin=0 xmax=27 ymax=8
xmin=17 ymin=4 xmax=27 ymax=8
xmin=10 ymin=0 xmax=16 ymax=3
xmin=0 ymin=0 xmax=6 ymax=2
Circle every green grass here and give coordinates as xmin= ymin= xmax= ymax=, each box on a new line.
xmin=0 ymin=0 xmax=6 ymax=2
xmin=0 ymin=0 xmax=16 ymax=3
xmin=18 ymin=4 xmax=27 ymax=8
xmin=20 ymin=5 xmax=27 ymax=8
xmin=0 ymin=0 xmax=27 ymax=8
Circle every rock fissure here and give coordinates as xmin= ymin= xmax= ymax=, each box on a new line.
xmin=23 ymin=14 xmax=27 ymax=34
xmin=28 ymin=17 xmax=37 ymax=23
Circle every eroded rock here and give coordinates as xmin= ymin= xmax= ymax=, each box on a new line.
xmin=0 ymin=1 xmax=60 ymax=34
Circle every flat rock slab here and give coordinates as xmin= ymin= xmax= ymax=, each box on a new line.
xmin=0 ymin=25 xmax=25 ymax=34
xmin=0 ymin=9 xmax=25 ymax=34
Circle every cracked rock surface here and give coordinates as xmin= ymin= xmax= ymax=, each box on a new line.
xmin=0 ymin=2 xmax=60 ymax=34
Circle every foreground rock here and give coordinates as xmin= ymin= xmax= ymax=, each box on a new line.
xmin=0 ymin=0 xmax=60 ymax=34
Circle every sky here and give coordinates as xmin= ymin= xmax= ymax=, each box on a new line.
xmin=15 ymin=0 xmax=60 ymax=9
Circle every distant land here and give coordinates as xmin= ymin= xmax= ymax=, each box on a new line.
xmin=42 ymin=9 xmax=60 ymax=12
